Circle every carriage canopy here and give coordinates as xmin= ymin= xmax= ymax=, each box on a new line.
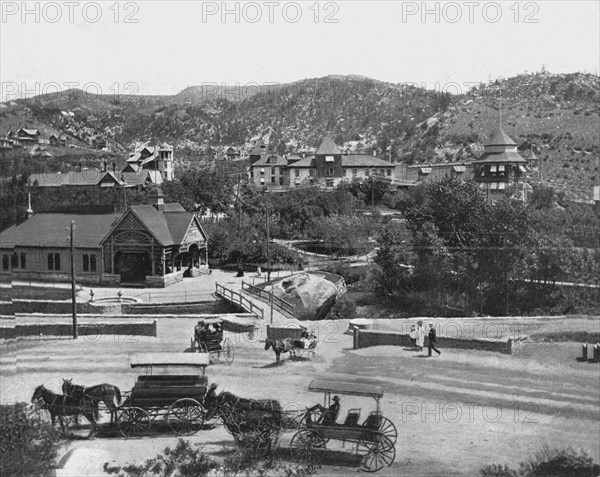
xmin=307 ymin=379 xmax=384 ymax=399
xmin=130 ymin=353 xmax=210 ymax=368
xmin=196 ymin=317 xmax=223 ymax=325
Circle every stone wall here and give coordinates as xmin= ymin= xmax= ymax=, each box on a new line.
xmin=1 ymin=320 xmax=157 ymax=340
xmin=353 ymin=328 xmax=515 ymax=354
xmin=145 ymin=270 xmax=185 ymax=288
xmin=126 ymin=301 xmax=221 ymax=315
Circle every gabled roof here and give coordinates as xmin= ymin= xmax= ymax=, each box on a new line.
xmin=484 ymin=128 xmax=517 ymax=147
xmin=164 ymin=212 xmax=195 ymax=244
xmin=18 ymin=128 xmax=40 ymax=137
xmin=286 ymin=156 xmax=316 ymax=168
xmin=316 ymin=137 xmax=342 ymax=155
xmin=251 ymin=154 xmax=287 ymax=166
xmin=0 ymin=213 xmax=121 ymax=249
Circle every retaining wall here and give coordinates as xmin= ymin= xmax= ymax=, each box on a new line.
xmin=0 ymin=320 xmax=157 ymax=340
xmin=353 ymin=328 xmax=515 ymax=354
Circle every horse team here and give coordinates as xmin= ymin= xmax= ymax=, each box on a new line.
xmin=30 ymin=380 xmax=289 ymax=442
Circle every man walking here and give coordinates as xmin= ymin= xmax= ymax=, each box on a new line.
xmin=428 ymin=323 xmax=441 ymax=357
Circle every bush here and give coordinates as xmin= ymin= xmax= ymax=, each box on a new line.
xmin=480 ymin=446 xmax=600 ymax=477
xmin=328 ymin=294 xmax=357 ymax=320
xmin=0 ymin=403 xmax=65 ymax=477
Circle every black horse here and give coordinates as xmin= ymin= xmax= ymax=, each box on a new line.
xmin=31 ymin=385 xmax=99 ymax=438
xmin=62 ymin=379 xmax=122 ymax=424
xmin=203 ymin=384 xmax=284 ymax=460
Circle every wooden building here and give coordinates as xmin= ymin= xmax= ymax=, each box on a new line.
xmin=0 ymin=190 xmax=208 ymax=287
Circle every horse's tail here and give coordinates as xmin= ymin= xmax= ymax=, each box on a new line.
xmin=114 ymin=385 xmax=122 ymax=405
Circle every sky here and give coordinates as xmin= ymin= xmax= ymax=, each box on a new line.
xmin=1 ymin=1 xmax=599 ymax=100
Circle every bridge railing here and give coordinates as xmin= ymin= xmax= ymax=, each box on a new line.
xmin=215 ymin=283 xmax=264 ymax=320
xmin=241 ymin=281 xmax=295 ymax=320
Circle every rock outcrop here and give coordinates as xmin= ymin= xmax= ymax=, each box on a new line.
xmin=270 ymin=272 xmax=341 ymax=321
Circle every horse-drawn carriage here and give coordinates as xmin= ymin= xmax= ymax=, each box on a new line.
xmin=191 ymin=317 xmax=234 ymax=365
xmin=33 ymin=353 xmax=211 ymax=439
xmin=116 ymin=353 xmax=209 ymax=437
xmin=264 ymin=325 xmax=318 ymax=363
xmin=289 ymin=379 xmax=397 ymax=473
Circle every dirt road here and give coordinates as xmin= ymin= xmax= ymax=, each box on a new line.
xmin=2 ymin=317 xmax=599 ymax=477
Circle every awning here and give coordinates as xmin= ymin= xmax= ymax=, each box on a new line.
xmin=420 ymin=167 xmax=432 ymax=174
xmin=518 ymin=165 xmax=527 ymax=172
xmin=308 ymin=379 xmax=384 ymax=398
xmin=452 ymin=165 xmax=466 ymax=173
xmin=325 ymin=155 xmax=335 ymax=162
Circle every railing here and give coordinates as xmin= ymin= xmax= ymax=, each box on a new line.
xmin=241 ymin=281 xmax=295 ymax=320
xmin=215 ymin=283 xmax=264 ymax=320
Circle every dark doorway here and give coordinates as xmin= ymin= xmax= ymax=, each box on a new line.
xmin=114 ymin=251 xmax=151 ymax=283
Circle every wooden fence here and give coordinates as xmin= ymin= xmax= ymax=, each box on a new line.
xmin=241 ymin=280 xmax=295 ymax=320
xmin=215 ymin=283 xmax=264 ymax=320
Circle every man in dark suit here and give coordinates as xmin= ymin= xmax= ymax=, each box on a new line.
xmin=428 ymin=323 xmax=441 ymax=357
xmin=307 ymin=395 xmax=341 ymax=425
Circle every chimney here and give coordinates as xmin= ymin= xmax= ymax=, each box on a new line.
xmin=26 ymin=192 xmax=33 ymax=219
xmin=103 ymin=161 xmax=107 ymax=172
xmin=151 ymin=187 xmax=165 ymax=211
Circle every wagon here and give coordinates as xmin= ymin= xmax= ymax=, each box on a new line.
xmin=117 ymin=353 xmax=209 ymax=437
xmin=266 ymin=324 xmax=318 ymax=360
xmin=191 ymin=318 xmax=234 ymax=365
xmin=289 ymin=379 xmax=397 ymax=472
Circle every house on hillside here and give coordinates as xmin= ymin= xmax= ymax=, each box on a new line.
xmin=123 ymin=142 xmax=174 ymax=182
xmin=15 ymin=128 xmax=41 ymax=144
xmin=0 ymin=189 xmax=209 ymax=287
xmin=473 ymin=128 xmax=531 ymax=202
xmin=397 ymin=162 xmax=475 ymax=183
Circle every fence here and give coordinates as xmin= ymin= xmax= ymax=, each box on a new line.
xmin=215 ymin=283 xmax=264 ymax=320
xmin=241 ymin=281 xmax=295 ymax=320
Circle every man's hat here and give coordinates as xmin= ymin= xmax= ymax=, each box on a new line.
xmin=332 ymin=395 xmax=340 ymax=402
xmin=417 ymin=320 xmax=423 ymax=325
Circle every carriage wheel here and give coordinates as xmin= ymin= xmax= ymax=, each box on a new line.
xmin=223 ymin=338 xmax=234 ymax=365
xmin=308 ymin=345 xmax=318 ymax=360
xmin=118 ymin=407 xmax=151 ymax=438
xmin=356 ymin=431 xmax=396 ymax=472
xmin=290 ymin=429 xmax=326 ymax=464
xmin=167 ymin=398 xmax=205 ymax=436
xmin=378 ymin=416 xmax=397 ymax=443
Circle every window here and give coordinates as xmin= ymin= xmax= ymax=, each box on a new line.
xmin=325 ymin=155 xmax=334 ymax=162
xmin=295 ymin=170 xmax=300 ymax=177
xmin=365 ymin=169 xmax=370 ymax=176
xmin=48 ymin=253 xmax=60 ymax=270
xmin=2 ymin=254 xmax=9 ymax=271
xmin=325 ymin=179 xmax=334 ymax=187
xmin=342 ymin=169 xmax=347 ymax=176
xmin=11 ymin=252 xmax=18 ymax=269
xmin=309 ymin=169 xmax=314 ymax=177
xmin=90 ymin=254 xmax=97 ymax=272
xmin=83 ymin=254 xmax=89 ymax=272
xmin=327 ymin=167 xmax=334 ymax=176
xmin=20 ymin=252 xmax=26 ymax=269
xmin=386 ymin=169 xmax=392 ymax=176
xmin=260 ymin=178 xmax=265 ymax=184
xmin=250 ymin=170 xmax=254 ymax=178
xmin=279 ymin=177 xmax=284 ymax=185
xmin=352 ymin=169 xmax=357 ymax=176
xmin=271 ymin=176 xmax=276 ymax=183
xmin=260 ymin=168 xmax=265 ymax=175
xmin=498 ymin=164 xmax=505 ymax=172
xmin=490 ymin=165 xmax=497 ymax=173
xmin=271 ymin=167 xmax=276 ymax=175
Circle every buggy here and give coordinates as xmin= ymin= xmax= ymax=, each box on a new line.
xmin=289 ymin=379 xmax=397 ymax=472
xmin=191 ymin=317 xmax=234 ymax=365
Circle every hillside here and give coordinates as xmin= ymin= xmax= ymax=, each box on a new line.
xmin=1 ymin=72 xmax=598 ymax=200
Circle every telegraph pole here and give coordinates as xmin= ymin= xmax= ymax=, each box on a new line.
xmin=265 ymin=201 xmax=271 ymax=282
xmin=68 ymin=221 xmax=78 ymax=339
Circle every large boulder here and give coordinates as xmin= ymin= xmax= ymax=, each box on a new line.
xmin=270 ymin=272 xmax=341 ymax=320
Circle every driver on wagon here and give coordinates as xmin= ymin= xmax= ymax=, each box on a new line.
xmin=307 ymin=395 xmax=341 ymax=425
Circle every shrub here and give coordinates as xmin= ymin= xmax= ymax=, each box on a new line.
xmin=480 ymin=446 xmax=600 ymax=477
xmin=0 ymin=403 xmax=65 ymax=477
xmin=328 ymin=293 xmax=357 ymax=320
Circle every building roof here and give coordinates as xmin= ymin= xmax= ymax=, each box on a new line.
xmin=484 ymin=128 xmax=517 ymax=147
xmin=18 ymin=128 xmax=40 ymax=137
xmin=315 ymin=137 xmax=342 ymax=155
xmin=286 ymin=156 xmax=316 ymax=168
xmin=251 ymin=154 xmax=287 ymax=166
xmin=164 ymin=212 xmax=195 ymax=244
xmin=341 ymin=154 xmax=394 ymax=168
xmin=473 ymin=150 xmax=527 ymax=164
xmin=0 ymin=213 xmax=121 ymax=249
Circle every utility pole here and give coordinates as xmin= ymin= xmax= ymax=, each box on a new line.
xmin=68 ymin=221 xmax=78 ymax=339
xmin=265 ymin=201 xmax=271 ymax=282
